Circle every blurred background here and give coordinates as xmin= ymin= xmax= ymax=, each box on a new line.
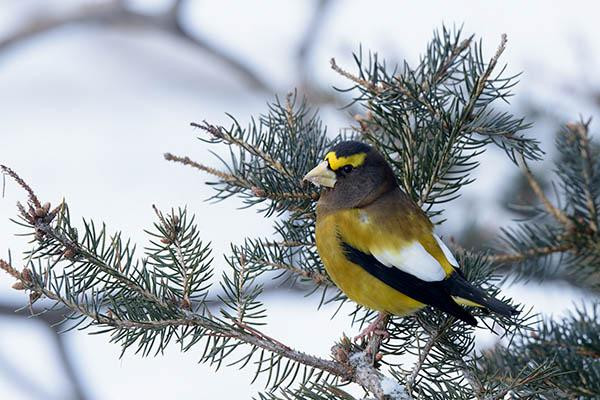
xmin=1 ymin=1 xmax=600 ymax=399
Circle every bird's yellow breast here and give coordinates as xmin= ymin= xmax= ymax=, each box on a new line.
xmin=315 ymin=209 xmax=425 ymax=315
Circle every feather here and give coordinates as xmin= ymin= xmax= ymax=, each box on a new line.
xmin=433 ymin=234 xmax=459 ymax=267
xmin=446 ymin=270 xmax=519 ymax=317
xmin=341 ymin=241 xmax=478 ymax=326
xmin=372 ymin=241 xmax=446 ymax=282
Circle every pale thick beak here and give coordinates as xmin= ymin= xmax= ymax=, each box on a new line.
xmin=302 ymin=161 xmax=337 ymax=188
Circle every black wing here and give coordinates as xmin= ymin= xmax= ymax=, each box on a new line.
xmin=341 ymin=241 xmax=477 ymax=326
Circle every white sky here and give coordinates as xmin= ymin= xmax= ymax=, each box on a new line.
xmin=0 ymin=1 xmax=599 ymax=399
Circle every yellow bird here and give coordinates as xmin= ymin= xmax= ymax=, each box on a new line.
xmin=303 ymin=141 xmax=517 ymax=339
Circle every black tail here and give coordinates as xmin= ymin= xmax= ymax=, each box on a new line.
xmin=446 ymin=271 xmax=519 ymax=318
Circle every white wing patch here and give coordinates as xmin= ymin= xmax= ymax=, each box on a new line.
xmin=373 ymin=241 xmax=446 ymax=282
xmin=433 ymin=234 xmax=459 ymax=267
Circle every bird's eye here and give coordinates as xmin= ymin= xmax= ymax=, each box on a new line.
xmin=341 ymin=165 xmax=353 ymax=174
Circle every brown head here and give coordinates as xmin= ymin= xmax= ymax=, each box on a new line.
xmin=303 ymin=141 xmax=398 ymax=211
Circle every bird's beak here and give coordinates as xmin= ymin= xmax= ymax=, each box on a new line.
xmin=303 ymin=161 xmax=337 ymax=188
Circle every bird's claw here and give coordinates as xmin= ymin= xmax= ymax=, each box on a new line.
xmin=353 ymin=315 xmax=390 ymax=343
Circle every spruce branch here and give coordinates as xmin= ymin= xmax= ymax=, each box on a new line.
xmin=1 ymin=249 xmax=350 ymax=378
xmin=488 ymin=243 xmax=575 ymax=263
xmin=194 ymin=121 xmax=291 ymax=179
xmin=164 ymin=151 xmax=318 ymax=204
xmin=330 ymin=58 xmax=377 ymax=92
xmin=485 ymin=120 xmax=600 ymax=397
xmin=1 ymin=164 xmax=41 ymax=208
xmin=374 ymin=252 xmax=539 ymax=399
xmin=405 ymin=325 xmax=444 ymax=394
xmin=4 ymin=26 xmax=590 ymax=399
xmin=0 ymin=221 xmax=351 ymax=382
xmin=0 ymin=257 xmax=23 ymax=281
xmin=520 ymin=156 xmax=575 ymax=230
xmin=331 ymin=28 xmax=541 ymax=219
xmin=429 ymin=35 xmax=474 ymax=87
xmin=261 ymin=258 xmax=332 ymax=287
xmin=480 ymin=304 xmax=599 ymax=398
xmin=168 ymin=94 xmax=326 ymax=216
xmin=165 ymin=29 xmax=563 ymax=398
xmin=493 ymin=120 xmax=600 ymax=291
xmin=164 ymin=152 xmax=246 ymax=185
xmin=416 ymin=34 xmax=510 ymax=210
xmin=1 ymin=166 xmax=414 ymax=397
xmin=565 ymin=120 xmax=599 ymax=233
xmin=2 ymin=250 xmax=408 ymax=395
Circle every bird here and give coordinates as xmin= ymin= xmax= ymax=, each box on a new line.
xmin=302 ymin=140 xmax=518 ymax=340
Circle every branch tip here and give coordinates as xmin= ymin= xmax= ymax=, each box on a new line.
xmin=0 ymin=165 xmax=41 ymax=208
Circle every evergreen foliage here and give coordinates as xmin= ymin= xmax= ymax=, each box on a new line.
xmin=2 ymin=27 xmax=598 ymax=399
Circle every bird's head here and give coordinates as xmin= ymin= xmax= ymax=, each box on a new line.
xmin=303 ymin=141 xmax=397 ymax=209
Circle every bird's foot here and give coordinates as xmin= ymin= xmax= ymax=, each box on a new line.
xmin=354 ymin=313 xmax=390 ymax=343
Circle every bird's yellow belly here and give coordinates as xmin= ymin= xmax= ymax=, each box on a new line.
xmin=316 ymin=212 xmax=425 ymax=316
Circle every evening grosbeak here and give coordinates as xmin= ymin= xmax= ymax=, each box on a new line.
xmin=303 ymin=141 xmax=517 ymax=338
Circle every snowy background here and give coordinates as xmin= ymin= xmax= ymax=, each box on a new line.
xmin=1 ymin=1 xmax=599 ymax=399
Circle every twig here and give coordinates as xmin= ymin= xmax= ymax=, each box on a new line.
xmin=0 ymin=258 xmax=23 ymax=281
xmin=1 ymin=254 xmax=351 ymax=380
xmin=36 ymin=272 xmax=353 ymax=378
xmin=330 ymin=58 xmax=377 ymax=92
xmin=0 ymin=2 xmax=272 ymax=92
xmin=164 ymin=152 xmax=318 ymax=201
xmin=406 ymin=323 xmax=450 ymax=395
xmin=2 ymin=145 xmax=404 ymax=399
xmin=47 ymin=332 xmax=88 ymax=400
xmin=151 ymin=204 xmax=169 ymax=228
xmin=481 ymin=34 xmax=507 ymax=88
xmin=192 ymin=121 xmax=292 ymax=178
xmin=297 ymin=0 xmax=332 ymax=63
xmin=0 ymin=301 xmax=89 ymax=400
xmin=31 ymin=220 xmax=173 ymax=310
xmin=284 ymin=92 xmax=296 ymax=129
xmin=164 ymin=153 xmax=247 ymax=185
xmin=233 ymin=320 xmax=292 ymax=352
xmin=263 ymin=239 xmax=314 ymax=248
xmin=169 ymin=212 xmax=192 ymax=309
xmin=0 ymin=352 xmax=55 ymax=400
xmin=296 ymin=0 xmax=332 ymax=84
xmin=489 ymin=152 xmax=581 ymax=264
xmin=459 ymin=359 xmax=485 ymax=400
xmin=234 ymin=252 xmax=249 ymax=323
xmin=482 ymin=364 xmax=551 ymax=400
xmin=348 ymin=351 xmax=410 ymax=400
xmin=532 ymin=339 xmax=600 ymax=359
xmin=488 ymin=243 xmax=575 ymax=263
xmin=430 ymin=35 xmax=474 ymax=85
xmin=0 ymin=300 xmax=89 ymax=400
xmin=417 ymin=34 xmax=508 ymax=208
xmin=406 ymin=335 xmax=436 ymax=392
xmin=260 ymin=259 xmax=332 ymax=286
xmin=520 ymin=157 xmax=574 ymax=231
xmin=0 ymin=181 xmax=386 ymax=399
xmin=566 ymin=121 xmax=598 ymax=233
xmin=1 ymin=165 xmax=41 ymax=208
xmin=253 ymin=188 xmax=319 ymax=201
xmin=291 ymin=0 xmax=362 ymax=116
xmin=467 ymin=33 xmax=508 ymax=117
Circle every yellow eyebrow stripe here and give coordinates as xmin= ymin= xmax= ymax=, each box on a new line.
xmin=325 ymin=151 xmax=367 ymax=170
